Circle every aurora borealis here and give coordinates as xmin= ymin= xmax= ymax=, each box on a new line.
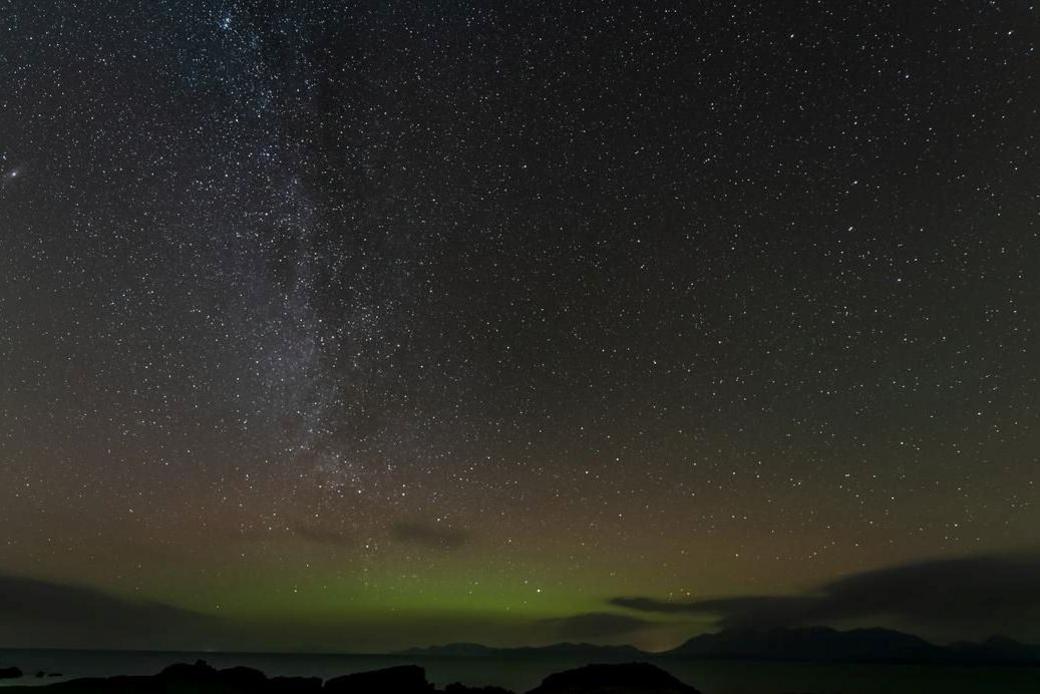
xmin=1 ymin=1 xmax=1039 ymax=652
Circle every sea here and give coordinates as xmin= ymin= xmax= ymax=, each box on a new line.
xmin=1 ymin=649 xmax=1039 ymax=693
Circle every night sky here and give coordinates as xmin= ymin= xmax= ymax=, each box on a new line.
xmin=2 ymin=1 xmax=1039 ymax=652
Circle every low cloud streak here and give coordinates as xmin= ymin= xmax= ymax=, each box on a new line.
xmin=538 ymin=612 xmax=653 ymax=640
xmin=612 ymin=551 xmax=1040 ymax=637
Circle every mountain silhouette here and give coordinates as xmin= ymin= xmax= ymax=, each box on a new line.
xmin=403 ymin=627 xmax=1040 ymax=665
xmin=666 ymin=626 xmax=939 ymax=661
xmin=664 ymin=626 xmax=1040 ymax=663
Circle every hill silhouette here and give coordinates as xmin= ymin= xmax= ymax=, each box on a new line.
xmin=663 ymin=626 xmax=1040 ymax=664
xmin=398 ymin=627 xmax=1040 ymax=665
xmin=665 ymin=626 xmax=942 ymax=662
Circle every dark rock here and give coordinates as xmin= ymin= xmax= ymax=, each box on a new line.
xmin=31 ymin=675 xmax=158 ymax=693
xmin=158 ymin=659 xmax=219 ymax=680
xmin=527 ymin=663 xmax=700 ymax=694
xmin=269 ymin=675 xmax=323 ymax=692
xmin=154 ymin=661 xmax=273 ymax=693
xmin=0 ymin=666 xmax=23 ymax=679
xmin=36 ymin=671 xmax=46 ymax=678
xmin=324 ymin=665 xmax=433 ymax=694
xmin=216 ymin=665 xmax=268 ymax=688
xmin=445 ymin=683 xmax=515 ymax=694
xmin=0 ymin=660 xmax=702 ymax=694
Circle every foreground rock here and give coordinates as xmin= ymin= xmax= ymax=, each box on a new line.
xmin=324 ymin=664 xmax=432 ymax=693
xmin=2 ymin=660 xmax=324 ymax=693
xmin=446 ymin=684 xmax=513 ymax=694
xmin=0 ymin=661 xmax=481 ymax=694
xmin=0 ymin=660 xmax=702 ymax=694
xmin=528 ymin=663 xmax=701 ymax=694
xmin=0 ymin=666 xmax=23 ymax=679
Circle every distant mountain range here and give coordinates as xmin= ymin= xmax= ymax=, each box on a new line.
xmin=668 ymin=627 xmax=944 ymax=662
xmin=399 ymin=627 xmax=1040 ymax=665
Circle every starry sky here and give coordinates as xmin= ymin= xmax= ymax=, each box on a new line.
xmin=1 ymin=0 xmax=1039 ymax=652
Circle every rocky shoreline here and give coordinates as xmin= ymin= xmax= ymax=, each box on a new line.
xmin=0 ymin=660 xmax=701 ymax=694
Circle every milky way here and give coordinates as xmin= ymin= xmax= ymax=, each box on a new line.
xmin=1 ymin=1 xmax=1039 ymax=651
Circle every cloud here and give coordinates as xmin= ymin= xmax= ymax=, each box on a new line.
xmin=611 ymin=597 xmax=698 ymax=614
xmin=0 ymin=572 xmax=218 ymax=649
xmin=612 ymin=551 xmax=1040 ymax=636
xmin=390 ymin=521 xmax=469 ymax=550
xmin=538 ymin=612 xmax=654 ymax=640
xmin=0 ymin=572 xmax=642 ymax=652
xmin=0 ymin=571 xmax=541 ymax=652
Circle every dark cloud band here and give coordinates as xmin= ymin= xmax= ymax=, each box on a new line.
xmin=612 ymin=551 xmax=1040 ymax=636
